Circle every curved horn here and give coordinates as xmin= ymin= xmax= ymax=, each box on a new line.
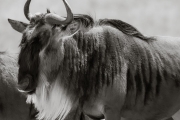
xmin=24 ymin=0 xmax=32 ymax=20
xmin=45 ymin=0 xmax=73 ymax=25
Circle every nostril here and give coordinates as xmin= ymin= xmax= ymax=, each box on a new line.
xmin=18 ymin=74 xmax=32 ymax=90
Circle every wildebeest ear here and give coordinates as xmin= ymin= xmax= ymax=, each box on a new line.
xmin=8 ymin=19 xmax=28 ymax=33
xmin=66 ymin=21 xmax=80 ymax=34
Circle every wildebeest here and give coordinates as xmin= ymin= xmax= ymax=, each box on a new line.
xmin=8 ymin=0 xmax=180 ymax=120
xmin=0 ymin=52 xmax=37 ymax=120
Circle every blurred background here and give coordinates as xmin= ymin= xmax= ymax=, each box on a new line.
xmin=0 ymin=0 xmax=180 ymax=53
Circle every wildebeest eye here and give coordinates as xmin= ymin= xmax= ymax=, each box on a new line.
xmin=61 ymin=25 xmax=67 ymax=30
xmin=52 ymin=24 xmax=65 ymax=29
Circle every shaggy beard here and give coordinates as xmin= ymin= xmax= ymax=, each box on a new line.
xmin=26 ymin=74 xmax=73 ymax=120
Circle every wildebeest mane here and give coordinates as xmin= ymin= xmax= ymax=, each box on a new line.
xmin=98 ymin=19 xmax=154 ymax=41
xmin=74 ymin=14 xmax=94 ymax=28
xmin=73 ymin=14 xmax=153 ymax=41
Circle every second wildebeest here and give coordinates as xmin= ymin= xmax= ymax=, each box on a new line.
xmin=0 ymin=52 xmax=37 ymax=120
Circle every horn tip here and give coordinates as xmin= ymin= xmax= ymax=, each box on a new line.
xmin=62 ymin=0 xmax=68 ymax=4
xmin=47 ymin=8 xmax=51 ymax=13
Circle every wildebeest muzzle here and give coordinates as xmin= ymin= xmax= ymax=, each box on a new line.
xmin=18 ymin=74 xmax=37 ymax=94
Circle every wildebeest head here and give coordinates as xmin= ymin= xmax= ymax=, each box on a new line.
xmin=8 ymin=0 xmax=96 ymax=119
xmin=8 ymin=0 xmax=76 ymax=94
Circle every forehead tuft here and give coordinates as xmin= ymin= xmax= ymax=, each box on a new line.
xmin=30 ymin=13 xmax=45 ymax=22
